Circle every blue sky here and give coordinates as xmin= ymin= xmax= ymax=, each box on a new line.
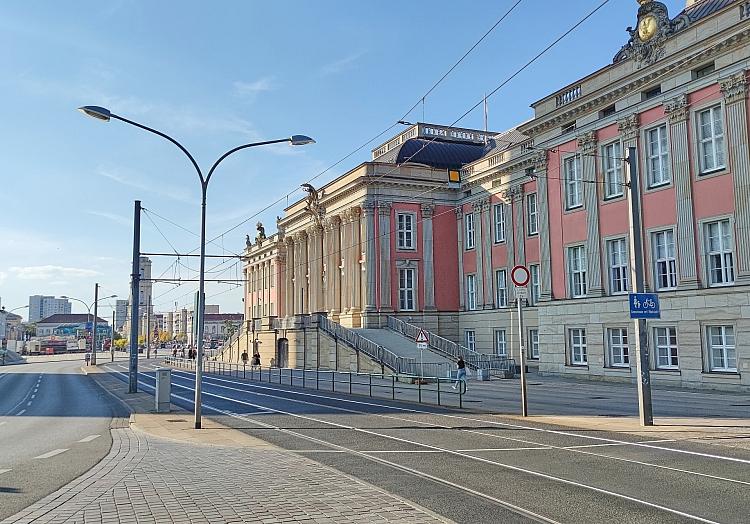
xmin=0 ymin=0 xmax=686 ymax=321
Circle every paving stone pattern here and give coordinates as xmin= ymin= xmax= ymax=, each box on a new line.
xmin=3 ymin=427 xmax=445 ymax=524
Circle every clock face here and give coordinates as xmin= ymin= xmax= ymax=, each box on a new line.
xmin=638 ymin=15 xmax=658 ymax=42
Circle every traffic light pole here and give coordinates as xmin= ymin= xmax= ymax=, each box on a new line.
xmin=626 ymin=147 xmax=653 ymax=427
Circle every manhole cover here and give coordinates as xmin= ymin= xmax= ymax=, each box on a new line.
xmin=166 ymin=419 xmax=187 ymax=423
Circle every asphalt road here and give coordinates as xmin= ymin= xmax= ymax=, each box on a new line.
xmin=106 ymin=360 xmax=750 ymax=523
xmin=0 ymin=359 xmax=129 ymax=520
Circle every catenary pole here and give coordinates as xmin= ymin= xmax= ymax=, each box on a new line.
xmin=626 ymin=146 xmax=653 ymax=426
xmin=91 ymin=283 xmax=99 ymax=365
xmin=111 ymin=310 xmax=115 ymax=362
xmin=517 ymin=292 xmax=528 ymax=417
xmin=128 ymin=200 xmax=141 ymax=393
xmin=146 ymin=295 xmax=151 ymax=359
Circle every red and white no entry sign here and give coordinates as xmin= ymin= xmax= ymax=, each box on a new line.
xmin=511 ymin=265 xmax=530 ymax=287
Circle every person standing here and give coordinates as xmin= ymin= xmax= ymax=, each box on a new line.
xmin=452 ymin=356 xmax=467 ymax=392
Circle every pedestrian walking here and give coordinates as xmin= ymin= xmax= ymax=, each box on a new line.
xmin=451 ymin=356 xmax=467 ymax=392
xmin=173 ymin=348 xmax=177 ymax=358
xmin=251 ymin=351 xmax=261 ymax=370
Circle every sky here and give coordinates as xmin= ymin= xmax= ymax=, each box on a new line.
xmin=0 ymin=0 xmax=687 ymax=321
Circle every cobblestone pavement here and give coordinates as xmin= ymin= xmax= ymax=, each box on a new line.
xmin=2 ymin=426 xmax=448 ymax=524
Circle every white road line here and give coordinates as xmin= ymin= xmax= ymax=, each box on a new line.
xmin=31 ymin=394 xmax=35 ymax=400
xmin=33 ymin=388 xmax=38 ymax=393
xmin=33 ymin=449 xmax=68 ymax=459
xmin=171 ymin=368 xmax=750 ymax=467
xmin=26 ymin=402 xmax=32 ymax=407
xmin=16 ymin=409 xmax=25 ymax=416
xmin=132 ymin=370 xmax=723 ymax=523
xmin=0 ymin=468 xmax=11 ymax=475
xmin=0 ymin=421 xmax=7 ymax=426
xmin=164 ymin=369 xmax=750 ymax=489
xmin=77 ymin=434 xmax=101 ymax=443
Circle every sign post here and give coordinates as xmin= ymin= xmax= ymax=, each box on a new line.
xmin=511 ymin=265 xmax=530 ymax=417
xmin=415 ymin=328 xmax=429 ymax=378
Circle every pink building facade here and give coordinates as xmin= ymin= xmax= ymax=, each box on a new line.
xmin=244 ymin=1 xmax=750 ymax=390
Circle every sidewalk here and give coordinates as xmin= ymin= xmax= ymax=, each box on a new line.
xmin=1 ymin=366 xmax=450 ymax=524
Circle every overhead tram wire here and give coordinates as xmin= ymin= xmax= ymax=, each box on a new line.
xmin=181 ymin=1 xmax=527 ymax=257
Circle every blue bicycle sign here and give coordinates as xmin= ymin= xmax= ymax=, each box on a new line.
xmin=629 ymin=293 xmax=660 ymax=319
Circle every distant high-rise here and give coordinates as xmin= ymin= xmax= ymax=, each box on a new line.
xmin=114 ymin=299 xmax=128 ymax=331
xmin=124 ymin=256 xmax=153 ymax=336
xmin=28 ymin=295 xmax=72 ymax=323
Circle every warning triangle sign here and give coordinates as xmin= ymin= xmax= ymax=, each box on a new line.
xmin=415 ymin=328 xmax=429 ymax=344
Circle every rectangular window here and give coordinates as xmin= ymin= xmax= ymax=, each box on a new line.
xmin=564 ymin=156 xmax=583 ymax=209
xmin=602 ymin=142 xmax=623 ymax=199
xmin=529 ymin=329 xmax=539 ymax=359
xmin=270 ymin=265 xmax=275 ymax=287
xmin=692 ymin=62 xmax=715 ymax=79
xmin=398 ymin=268 xmax=416 ymax=311
xmin=494 ymin=329 xmax=507 ymax=356
xmin=465 ymin=330 xmax=476 ymax=352
xmin=526 ymin=193 xmax=538 ymax=235
xmin=495 ymin=269 xmax=507 ymax=308
xmin=465 ymin=212 xmax=476 ymax=250
xmin=697 ymin=106 xmax=726 ymax=173
xmin=654 ymin=326 xmax=678 ymax=369
xmin=569 ymin=328 xmax=587 ymax=366
xmin=567 ymin=245 xmax=587 ymax=298
xmin=646 ymin=125 xmax=670 ymax=187
xmin=493 ymin=203 xmax=506 ymax=243
xmin=607 ymin=327 xmax=630 ymax=367
xmin=607 ymin=238 xmax=628 ymax=294
xmin=705 ymin=220 xmax=734 ymax=286
xmin=652 ymin=230 xmax=677 ymax=290
xmin=707 ymin=325 xmax=736 ymax=372
xmin=643 ymin=85 xmax=661 ymax=100
xmin=466 ymin=274 xmax=477 ymax=311
xmin=530 ymin=264 xmax=540 ymax=305
xmin=396 ymin=213 xmax=415 ymax=249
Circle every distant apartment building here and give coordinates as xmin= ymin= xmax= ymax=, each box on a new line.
xmin=28 ymin=295 xmax=71 ymax=323
xmin=114 ymin=299 xmax=128 ymax=332
xmin=123 ymin=256 xmax=153 ymax=337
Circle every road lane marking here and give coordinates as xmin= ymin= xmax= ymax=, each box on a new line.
xmin=0 ymin=469 xmax=11 ymax=475
xmin=128 ymin=370 xmax=724 ymax=524
xmin=0 ymin=421 xmax=6 ymax=426
xmin=77 ymin=435 xmax=101 ymax=443
xmin=26 ymin=402 xmax=32 ymax=407
xmin=31 ymin=394 xmax=35 ymax=399
xmin=16 ymin=410 xmax=25 ymax=416
xmin=33 ymin=449 xmax=68 ymax=459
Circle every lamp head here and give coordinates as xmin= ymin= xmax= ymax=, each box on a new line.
xmin=78 ymin=106 xmax=111 ymax=122
xmin=290 ymin=135 xmax=315 ymax=146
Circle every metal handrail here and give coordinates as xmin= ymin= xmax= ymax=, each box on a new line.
xmin=317 ymin=314 xmax=415 ymax=373
xmin=386 ymin=316 xmax=514 ymax=373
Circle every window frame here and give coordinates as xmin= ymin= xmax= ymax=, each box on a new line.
xmin=601 ymin=141 xmax=624 ymax=200
xmin=526 ymin=193 xmax=538 ymax=236
xmin=606 ymin=237 xmax=629 ymax=295
xmin=493 ymin=203 xmax=506 ymax=243
xmin=398 ymin=267 xmax=416 ymax=311
xmin=569 ymin=328 xmax=587 ymax=366
xmin=529 ymin=328 xmax=539 ymax=360
xmin=396 ymin=212 xmax=416 ymax=250
xmin=607 ymin=327 xmax=630 ymax=368
xmin=495 ymin=269 xmax=507 ymax=308
xmin=494 ymin=329 xmax=507 ymax=357
xmin=465 ymin=212 xmax=476 ymax=250
xmin=563 ymin=155 xmax=583 ymax=210
xmin=645 ymin=124 xmax=671 ymax=188
xmin=653 ymin=326 xmax=679 ymax=370
xmin=695 ymin=104 xmax=726 ymax=175
xmin=651 ymin=229 xmax=678 ymax=291
xmin=465 ymin=330 xmax=476 ymax=352
xmin=529 ymin=264 xmax=540 ymax=305
xmin=702 ymin=218 xmax=735 ymax=287
xmin=706 ymin=325 xmax=737 ymax=373
xmin=567 ymin=245 xmax=587 ymax=298
xmin=466 ymin=274 xmax=477 ymax=311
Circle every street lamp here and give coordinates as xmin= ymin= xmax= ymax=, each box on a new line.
xmin=79 ymin=105 xmax=315 ymax=429
xmin=61 ymin=292 xmax=117 ymax=361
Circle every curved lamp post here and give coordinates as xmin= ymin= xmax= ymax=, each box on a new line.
xmin=78 ymin=105 xmax=315 ymax=429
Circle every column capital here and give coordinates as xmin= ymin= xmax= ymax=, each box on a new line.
xmin=617 ymin=113 xmax=639 ymax=141
xmin=362 ymin=200 xmax=377 ymax=214
xmin=531 ymin=150 xmax=548 ymax=172
xmin=324 ymin=215 xmax=341 ymax=230
xmin=293 ymin=230 xmax=308 ymax=241
xmin=664 ymin=94 xmax=689 ymax=123
xmin=472 ymin=198 xmax=490 ymax=213
xmin=720 ymin=71 xmax=748 ymax=105
xmin=283 ymin=235 xmax=294 ymax=245
xmin=577 ymin=131 xmax=598 ymax=154
xmin=306 ymin=225 xmax=323 ymax=238
xmin=511 ymin=185 xmax=525 ymax=203
xmin=420 ymin=203 xmax=435 ymax=218
xmin=377 ymin=201 xmax=392 ymax=216
xmin=454 ymin=206 xmax=464 ymax=220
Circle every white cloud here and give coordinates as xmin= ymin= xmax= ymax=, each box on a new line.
xmin=320 ymin=52 xmax=366 ymax=76
xmin=9 ymin=265 xmax=99 ymax=281
xmin=233 ymin=77 xmax=276 ymax=98
xmin=86 ymin=210 xmax=130 ymax=226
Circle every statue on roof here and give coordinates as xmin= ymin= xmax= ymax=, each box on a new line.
xmin=245 ymin=234 xmax=252 ymax=249
xmin=256 ymin=221 xmax=267 ymax=244
xmin=613 ymin=1 xmax=691 ymax=67
xmin=301 ymin=183 xmax=325 ymax=227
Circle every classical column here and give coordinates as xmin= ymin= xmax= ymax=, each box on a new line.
xmin=472 ymin=200 xmax=485 ymax=308
xmin=579 ymin=130 xmax=603 ymax=296
xmin=378 ymin=202 xmax=393 ymax=311
xmin=326 ymin=216 xmax=342 ymax=318
xmin=363 ymin=201 xmax=377 ymax=312
xmin=481 ymin=197 xmax=493 ymax=308
xmin=284 ymin=236 xmax=295 ymax=316
xmin=513 ymin=187 xmax=525 ymax=266
xmin=349 ymin=206 xmax=362 ymax=314
xmin=533 ymin=151 xmax=553 ymax=300
xmin=421 ymin=203 xmax=436 ymax=310
xmin=276 ymin=251 xmax=286 ymax=318
xmin=721 ymin=71 xmax=750 ymax=282
xmin=307 ymin=225 xmax=324 ymax=312
xmin=339 ymin=211 xmax=351 ymax=313
xmin=664 ymin=95 xmax=698 ymax=289
xmin=456 ymin=207 xmax=465 ymax=310
xmin=300 ymin=231 xmax=309 ymax=313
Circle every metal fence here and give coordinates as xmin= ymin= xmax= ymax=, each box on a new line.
xmin=164 ymin=356 xmax=467 ymax=408
xmin=386 ymin=316 xmax=515 ymax=376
